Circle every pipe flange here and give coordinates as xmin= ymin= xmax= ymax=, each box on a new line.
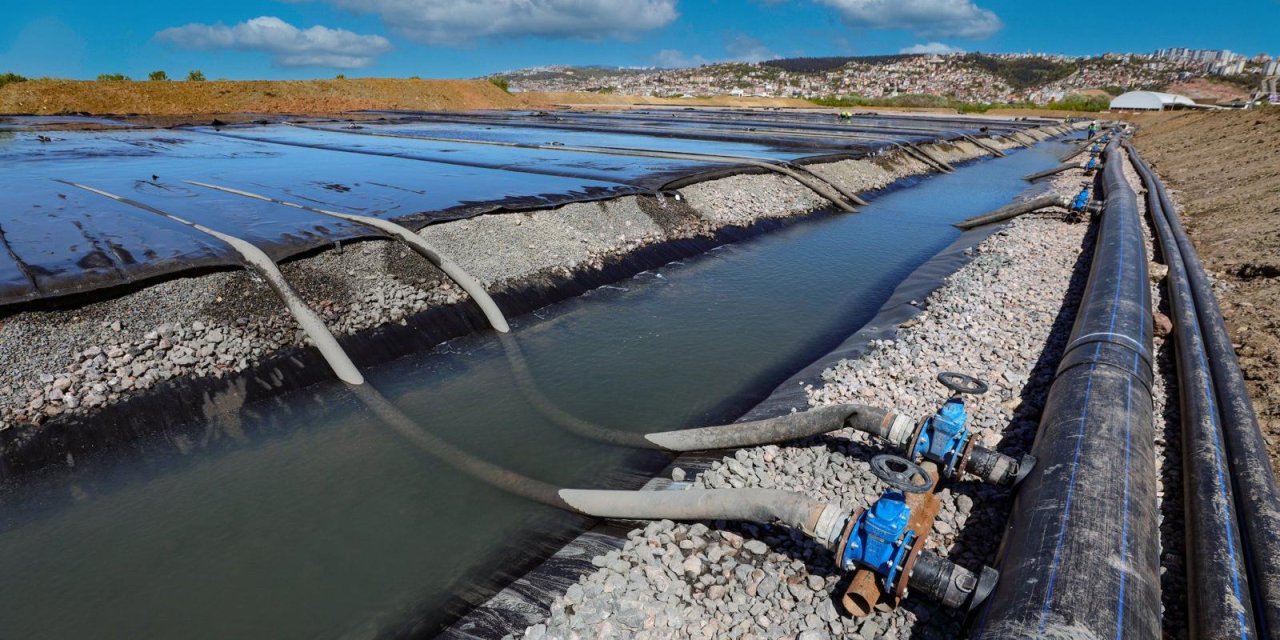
xmin=907 ymin=416 xmax=929 ymax=461
xmin=956 ymin=438 xmax=976 ymax=479
xmin=836 ymin=507 xmax=864 ymax=566
xmin=893 ymin=533 xmax=929 ymax=600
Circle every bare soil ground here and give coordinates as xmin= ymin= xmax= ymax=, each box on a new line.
xmin=1134 ymin=107 xmax=1280 ymax=477
xmin=0 ymin=78 xmax=535 ymax=115
xmin=1164 ymin=78 xmax=1252 ymax=104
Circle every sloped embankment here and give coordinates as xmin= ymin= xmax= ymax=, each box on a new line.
xmin=0 ymin=78 xmax=535 ymax=115
xmin=1135 ymin=108 xmax=1280 ymax=478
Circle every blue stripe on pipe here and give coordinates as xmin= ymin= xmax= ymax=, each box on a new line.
xmin=1197 ymin=315 xmax=1251 ymax=637
xmin=1036 ymin=207 xmax=1127 ymax=635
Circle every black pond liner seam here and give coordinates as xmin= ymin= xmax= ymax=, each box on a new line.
xmin=281 ymin=122 xmax=861 ymax=212
xmin=345 ymin=111 xmax=979 ymax=150
xmin=190 ymin=125 xmax=682 ymax=191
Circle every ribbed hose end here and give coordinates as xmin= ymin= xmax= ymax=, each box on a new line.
xmin=809 ymin=504 xmax=850 ymax=551
xmin=908 ymin=550 xmax=999 ymax=611
xmin=962 ymin=445 xmax=1034 ymax=486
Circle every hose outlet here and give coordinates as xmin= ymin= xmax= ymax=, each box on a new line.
xmin=906 ymin=550 xmax=1000 ymax=611
xmin=907 ymin=372 xmax=987 ymax=479
xmin=957 ymin=444 xmax=1034 ymax=487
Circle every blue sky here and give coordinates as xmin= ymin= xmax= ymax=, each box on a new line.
xmin=1 ymin=0 xmax=1276 ymax=80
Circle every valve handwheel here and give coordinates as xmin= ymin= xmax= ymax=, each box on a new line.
xmin=870 ymin=455 xmax=934 ymax=494
xmin=937 ymin=371 xmax=989 ymax=396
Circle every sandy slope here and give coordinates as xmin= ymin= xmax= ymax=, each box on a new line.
xmin=0 ymin=78 xmax=535 ymax=115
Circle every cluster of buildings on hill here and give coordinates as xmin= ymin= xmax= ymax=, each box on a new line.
xmin=500 ymin=51 xmax=1235 ymax=105
xmin=1152 ymin=48 xmax=1272 ymax=77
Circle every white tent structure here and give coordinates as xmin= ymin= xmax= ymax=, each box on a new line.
xmin=1110 ymin=91 xmax=1202 ymax=111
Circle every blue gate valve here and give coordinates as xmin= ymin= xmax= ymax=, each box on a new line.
xmin=838 ymin=486 xmax=917 ymax=586
xmin=836 ymin=455 xmax=931 ymax=586
xmin=832 ymin=455 xmax=1000 ymax=611
xmin=903 ymin=372 xmax=1036 ymax=486
xmin=1084 ymin=156 xmax=1099 ymax=172
xmin=908 ymin=372 xmax=985 ymax=478
xmin=1070 ymin=187 xmax=1091 ymax=212
xmin=910 ymin=394 xmax=971 ymax=478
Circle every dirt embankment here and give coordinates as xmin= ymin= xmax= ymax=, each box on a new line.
xmin=0 ymin=78 xmax=536 ymax=115
xmin=1134 ymin=108 xmax=1280 ymax=476
xmin=1164 ymin=78 xmax=1252 ymax=104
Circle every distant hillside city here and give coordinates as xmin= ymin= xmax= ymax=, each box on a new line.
xmin=494 ymin=49 xmax=1274 ymax=106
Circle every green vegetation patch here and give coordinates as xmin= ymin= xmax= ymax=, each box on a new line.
xmin=487 ymin=76 xmax=511 ymax=93
xmin=962 ymin=54 xmax=1076 ymax=90
xmin=0 ymin=72 xmax=28 ymax=89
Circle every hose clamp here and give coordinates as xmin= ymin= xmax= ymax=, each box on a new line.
xmin=886 ymin=413 xmax=916 ymax=445
xmin=813 ymin=504 xmax=850 ymax=550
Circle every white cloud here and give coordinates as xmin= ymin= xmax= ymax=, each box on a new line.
xmin=653 ymin=49 xmax=709 ymax=68
xmin=817 ymin=0 xmax=1001 ymax=39
xmin=155 ymin=16 xmax=392 ymax=68
xmin=324 ymin=0 xmax=679 ymax=45
xmin=900 ymin=42 xmax=965 ymax=54
xmin=725 ymin=34 xmax=777 ymax=63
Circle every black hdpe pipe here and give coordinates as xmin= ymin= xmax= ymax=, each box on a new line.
xmin=1129 ymin=143 xmax=1275 ymax=639
xmin=974 ymin=137 xmax=1161 ymax=639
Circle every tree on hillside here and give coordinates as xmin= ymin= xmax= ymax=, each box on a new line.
xmin=186 ymin=70 xmax=206 ymax=82
xmin=148 ymin=70 xmax=169 ymax=81
xmin=97 ymin=73 xmax=130 ymax=81
xmin=0 ymin=72 xmax=28 ymax=88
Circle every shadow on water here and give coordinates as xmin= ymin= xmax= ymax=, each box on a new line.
xmin=0 ymin=141 xmax=1071 ymax=640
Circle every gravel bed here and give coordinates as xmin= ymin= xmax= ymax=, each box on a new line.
xmin=0 ymin=137 xmax=1013 ymax=434
xmin=516 ymin=165 xmax=1106 ymax=639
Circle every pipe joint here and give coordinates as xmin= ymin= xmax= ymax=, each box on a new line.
xmin=907 ymin=550 xmax=999 ymax=611
xmin=960 ymin=443 xmax=1036 ymax=487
